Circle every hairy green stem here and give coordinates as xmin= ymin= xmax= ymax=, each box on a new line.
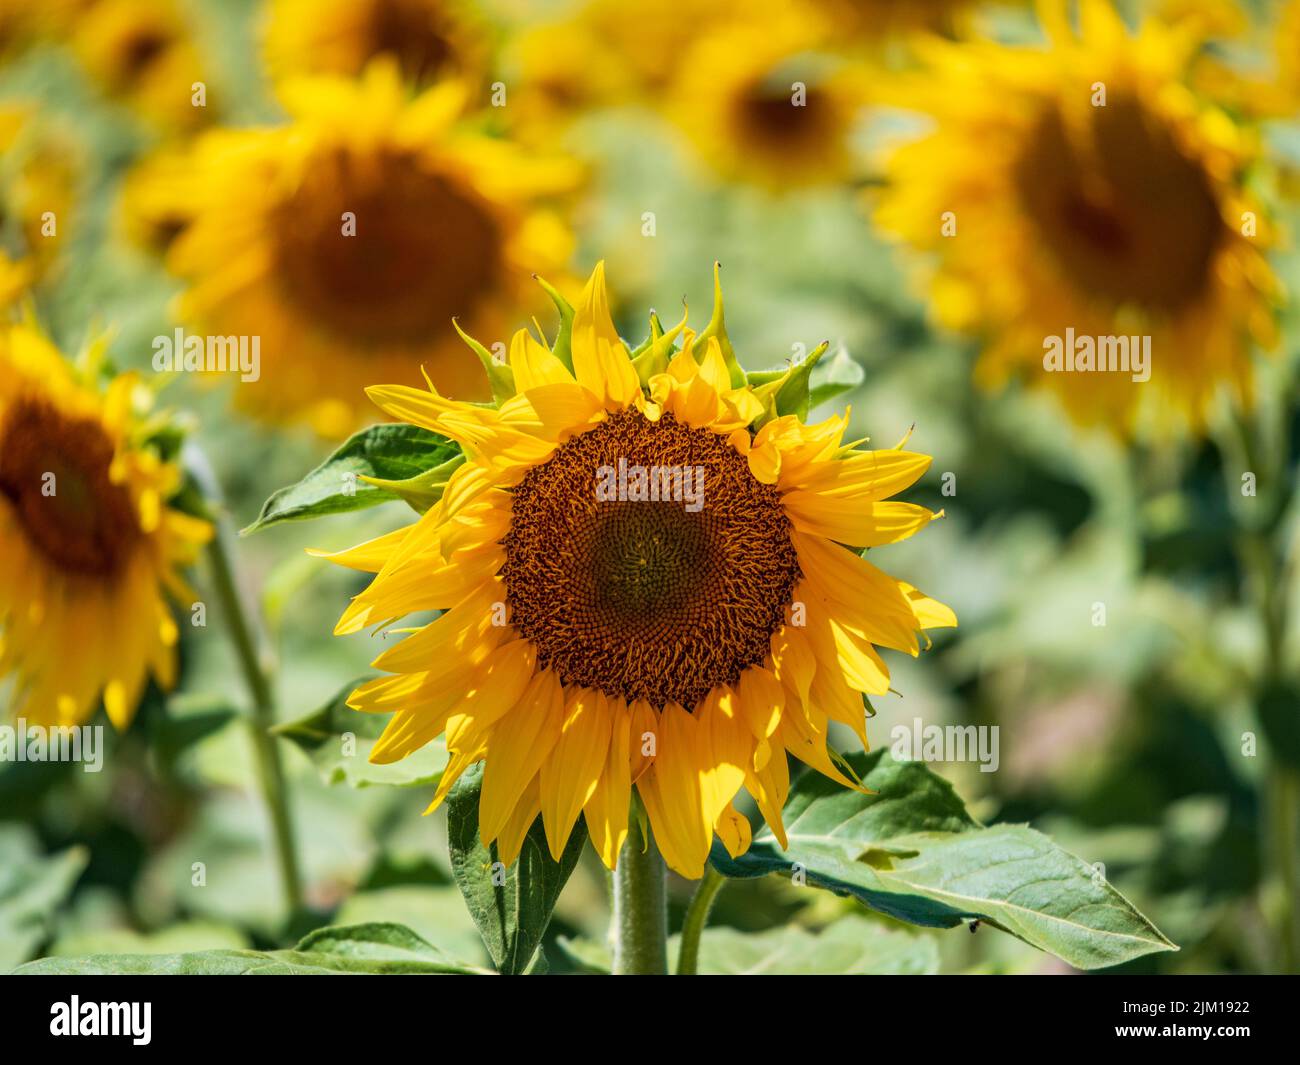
xmin=677 ymin=866 xmax=725 ymax=976
xmin=611 ymin=804 xmax=668 ymax=975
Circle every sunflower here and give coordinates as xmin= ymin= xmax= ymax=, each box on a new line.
xmin=0 ymin=321 xmax=212 ymax=727
xmin=263 ymin=0 xmax=488 ymax=90
xmin=162 ymin=61 xmax=579 ymax=436
xmin=505 ymin=0 xmax=748 ymax=138
xmin=668 ymin=7 xmax=867 ymax=188
xmin=0 ymin=250 xmax=31 ymax=310
xmin=315 ymin=263 xmax=954 ymax=879
xmin=872 ymin=0 xmax=1278 ymax=433
xmin=71 ymin=0 xmax=208 ymax=131
xmin=0 ymin=104 xmax=79 ymax=285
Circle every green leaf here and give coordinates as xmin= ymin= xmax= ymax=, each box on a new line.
xmin=710 ymin=751 xmax=1177 ymax=970
xmin=15 ymin=923 xmax=490 ymax=975
xmin=447 ymin=763 xmax=586 ymax=974
xmin=685 ymin=916 xmax=938 ymax=975
xmin=243 ymin=423 xmax=459 ymax=534
xmin=748 ymin=341 xmax=831 ymax=424
xmin=0 ymin=828 xmax=88 ymax=973
xmin=272 ymin=679 xmax=449 ymax=789
xmin=808 ymin=343 xmax=865 ymax=410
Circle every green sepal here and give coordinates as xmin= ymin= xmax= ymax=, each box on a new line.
xmin=749 ymin=340 xmax=831 ymax=425
xmin=360 ymin=452 xmax=467 ymax=514
xmin=453 ymin=319 xmax=514 ymax=406
xmin=630 ymin=303 xmax=688 ymax=387
xmin=534 ymin=274 xmax=575 ymax=373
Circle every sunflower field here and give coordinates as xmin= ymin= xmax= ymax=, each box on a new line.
xmin=1 ymin=0 xmax=1298 ymax=999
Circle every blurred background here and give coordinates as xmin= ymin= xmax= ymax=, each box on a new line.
xmin=1 ymin=0 xmax=1298 ymax=974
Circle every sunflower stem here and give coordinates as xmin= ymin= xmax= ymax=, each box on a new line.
xmin=612 ymin=803 xmax=668 ymax=975
xmin=190 ymin=448 xmax=304 ymax=923
xmin=677 ymin=865 xmax=725 ymax=976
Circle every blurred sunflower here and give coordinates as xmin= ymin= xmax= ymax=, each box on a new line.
xmin=117 ymin=144 xmax=197 ymax=256
xmin=0 ymin=104 xmax=79 ymax=288
xmin=263 ymin=0 xmax=487 ymax=90
xmin=162 ymin=61 xmax=579 ymax=436
xmin=316 ymin=263 xmax=954 ymax=878
xmin=812 ymin=0 xmax=986 ymax=40
xmin=669 ymin=8 xmax=866 ymax=188
xmin=0 ymin=321 xmax=211 ymax=726
xmin=506 ymin=0 xmax=747 ymax=137
xmin=72 ymin=0 xmax=208 ymax=131
xmin=0 ymin=250 xmax=31 ymax=310
xmin=873 ymin=0 xmax=1278 ymax=432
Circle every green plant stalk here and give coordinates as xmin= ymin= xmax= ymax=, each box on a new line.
xmin=611 ymin=800 xmax=668 ymax=975
xmin=677 ymin=865 xmax=725 ymax=975
xmin=1223 ymin=405 xmax=1299 ymax=972
xmin=205 ymin=517 xmax=304 ymax=920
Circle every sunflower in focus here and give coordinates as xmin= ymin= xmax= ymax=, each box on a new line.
xmin=0 ymin=322 xmax=211 ymax=726
xmin=72 ymin=0 xmax=209 ymax=131
xmin=873 ymin=0 xmax=1278 ymax=433
xmin=669 ymin=7 xmax=866 ymax=189
xmin=263 ymin=0 xmax=488 ymax=90
xmin=162 ymin=61 xmax=579 ymax=436
xmin=316 ymin=263 xmax=954 ymax=878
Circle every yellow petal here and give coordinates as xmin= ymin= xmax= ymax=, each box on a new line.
xmin=508 ymin=327 xmax=575 ymax=390
xmin=583 ymin=697 xmax=633 ymax=868
xmin=540 ymin=688 xmax=614 ymax=860
xmin=480 ymin=670 xmax=565 ymax=843
xmin=571 ymin=262 xmax=639 ymax=408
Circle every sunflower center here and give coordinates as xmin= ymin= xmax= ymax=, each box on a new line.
xmin=365 ymin=0 xmax=456 ymax=84
xmin=1014 ymin=93 xmax=1223 ymax=311
xmin=119 ymin=29 xmax=169 ymax=80
xmin=501 ymin=409 xmax=802 ymax=709
xmin=0 ymin=398 xmax=140 ymax=578
xmin=270 ymin=147 xmax=502 ymax=345
xmin=738 ymin=81 xmax=831 ymax=150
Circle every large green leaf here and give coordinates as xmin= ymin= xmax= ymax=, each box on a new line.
xmin=709 ymin=751 xmax=1177 ymax=970
xmin=243 ymin=423 xmax=459 ymax=534
xmin=0 ymin=828 xmax=88 ymax=973
xmin=15 ymin=923 xmax=490 ymax=975
xmin=272 ymin=680 xmax=450 ymax=789
xmin=447 ymin=764 xmax=586 ymax=974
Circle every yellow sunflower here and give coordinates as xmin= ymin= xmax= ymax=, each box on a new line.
xmin=0 ymin=104 xmax=79 ymax=285
xmin=162 ymin=61 xmax=579 ymax=437
xmin=872 ymin=0 xmax=1278 ymax=433
xmin=315 ymin=263 xmax=954 ymax=879
xmin=0 ymin=321 xmax=212 ymax=727
xmin=263 ymin=0 xmax=488 ymax=90
xmin=668 ymin=7 xmax=867 ymax=188
xmin=0 ymin=250 xmax=32 ymax=310
xmin=505 ymin=0 xmax=749 ymax=138
xmin=71 ymin=0 xmax=209 ymax=131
